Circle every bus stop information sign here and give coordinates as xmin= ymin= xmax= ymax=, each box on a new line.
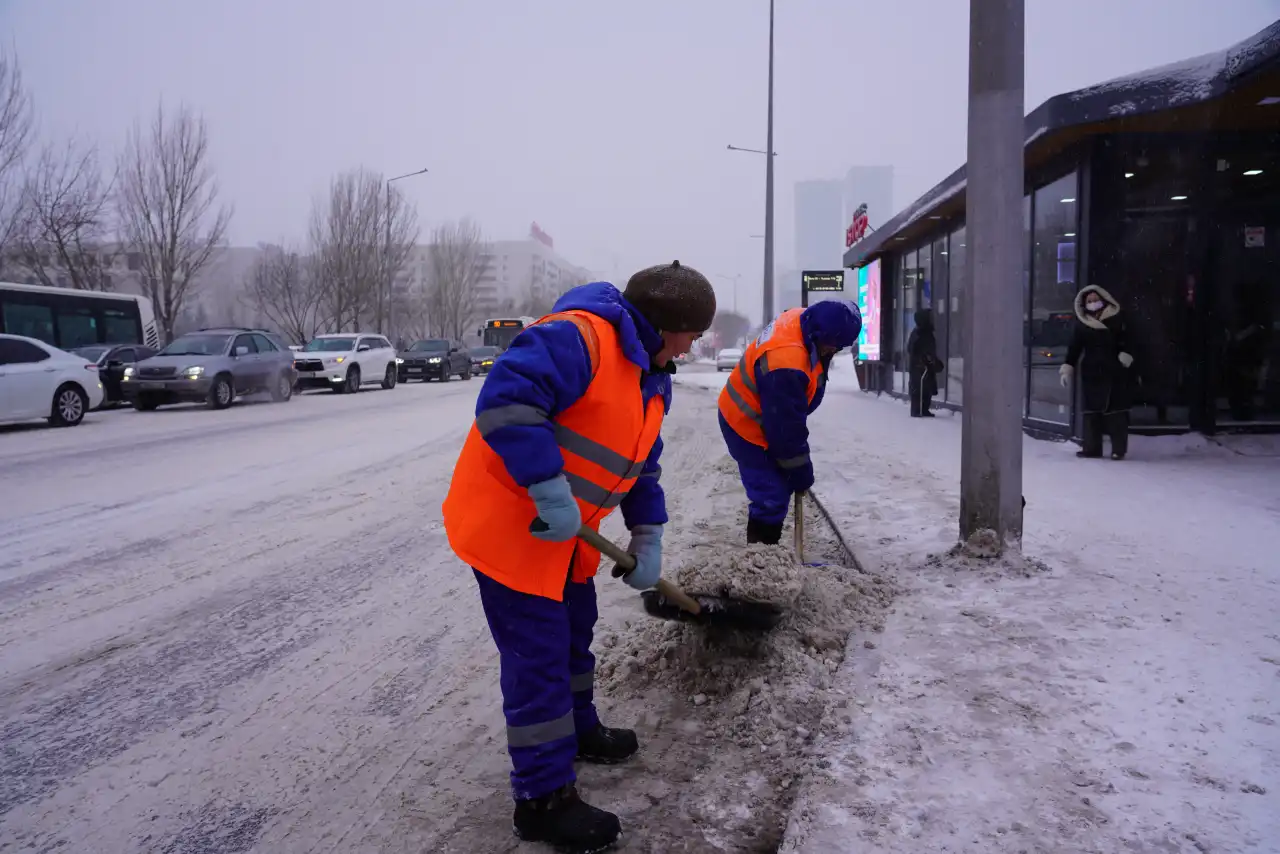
xmin=800 ymin=270 xmax=845 ymax=307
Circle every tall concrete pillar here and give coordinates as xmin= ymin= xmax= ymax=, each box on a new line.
xmin=960 ymin=0 xmax=1025 ymax=548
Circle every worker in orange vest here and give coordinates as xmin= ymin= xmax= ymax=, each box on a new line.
xmin=717 ymin=301 xmax=862 ymax=544
xmin=442 ymin=263 xmax=716 ymax=853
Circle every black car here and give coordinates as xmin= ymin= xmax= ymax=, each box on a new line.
xmin=469 ymin=345 xmax=499 ymax=375
xmin=71 ymin=343 xmax=158 ymax=405
xmin=398 ymin=339 xmax=472 ymax=382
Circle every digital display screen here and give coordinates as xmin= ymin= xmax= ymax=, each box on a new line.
xmin=487 ymin=320 xmax=521 ymax=328
xmin=801 ymin=270 xmax=845 ymax=292
xmin=856 ymin=261 xmax=881 ymax=361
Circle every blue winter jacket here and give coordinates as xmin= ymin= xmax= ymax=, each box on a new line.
xmin=475 ymin=282 xmax=672 ymax=529
xmin=757 ymin=301 xmax=862 ymax=472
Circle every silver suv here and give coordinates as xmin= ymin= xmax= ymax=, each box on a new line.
xmin=123 ymin=327 xmax=298 ymax=411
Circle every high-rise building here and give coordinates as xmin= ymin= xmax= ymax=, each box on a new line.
xmin=793 ymin=179 xmax=845 ymax=272
xmin=843 ymin=166 xmax=894 ymax=239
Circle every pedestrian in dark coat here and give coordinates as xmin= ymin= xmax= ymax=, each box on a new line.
xmin=1060 ymin=285 xmax=1133 ymax=460
xmin=907 ymin=308 xmax=940 ymax=417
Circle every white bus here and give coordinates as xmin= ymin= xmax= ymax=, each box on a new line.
xmin=478 ymin=316 xmax=536 ymax=351
xmin=0 ymin=281 xmax=160 ymax=350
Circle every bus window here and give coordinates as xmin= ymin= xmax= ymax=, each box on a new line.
xmin=58 ymin=305 xmax=100 ymax=348
xmin=3 ymin=302 xmax=55 ymax=344
xmin=101 ymin=306 xmax=141 ymax=344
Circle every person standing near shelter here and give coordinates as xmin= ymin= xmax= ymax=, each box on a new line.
xmin=717 ymin=301 xmax=862 ymax=544
xmin=442 ymin=263 xmax=716 ymax=853
xmin=906 ymin=307 xmax=941 ymax=417
xmin=1060 ymin=285 xmax=1133 ymax=460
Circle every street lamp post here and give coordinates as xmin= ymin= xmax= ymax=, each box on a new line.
xmin=723 ymin=0 xmax=779 ymax=326
xmin=715 ymin=273 xmax=742 ymax=314
xmin=383 ymin=167 xmax=428 ymax=338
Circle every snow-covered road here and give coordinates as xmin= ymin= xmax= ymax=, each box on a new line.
xmin=3 ymin=376 xmax=842 ymax=853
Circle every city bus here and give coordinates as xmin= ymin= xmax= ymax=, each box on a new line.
xmin=0 ymin=281 xmax=160 ymax=350
xmin=479 ymin=316 xmax=536 ymax=351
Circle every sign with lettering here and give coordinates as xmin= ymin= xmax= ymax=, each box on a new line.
xmin=845 ymin=203 xmax=872 ymax=248
xmin=802 ymin=270 xmax=845 ymax=293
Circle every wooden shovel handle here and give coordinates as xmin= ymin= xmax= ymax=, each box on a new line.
xmin=575 ymin=525 xmax=702 ymax=615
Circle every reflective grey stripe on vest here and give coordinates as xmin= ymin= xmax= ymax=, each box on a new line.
xmin=639 ymin=464 xmax=661 ymax=480
xmin=757 ymin=352 xmax=773 ymax=375
xmin=564 ymin=471 xmax=626 ymax=509
xmin=569 ymin=669 xmax=594 ymax=692
xmin=777 ymin=454 xmax=810 ymax=469
xmin=476 ymin=403 xmax=548 ymax=436
xmin=507 ymin=710 xmax=575 ymax=748
xmin=724 ymin=378 xmax=762 ymax=425
xmin=736 ymin=353 xmax=758 ymax=394
xmin=555 ymin=424 xmax=646 ymax=479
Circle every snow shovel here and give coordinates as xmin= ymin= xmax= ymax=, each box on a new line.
xmin=573 ymin=524 xmax=785 ymax=633
xmin=799 ymin=491 xmax=862 ymax=571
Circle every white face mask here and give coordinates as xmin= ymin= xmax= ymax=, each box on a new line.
xmin=1086 ymin=299 xmax=1104 ymax=312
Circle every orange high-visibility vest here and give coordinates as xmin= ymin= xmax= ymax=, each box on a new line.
xmin=717 ymin=307 xmax=824 ymax=449
xmin=443 ymin=310 xmax=666 ymax=601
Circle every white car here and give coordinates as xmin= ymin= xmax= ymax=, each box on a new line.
xmin=0 ymin=333 xmax=105 ymax=427
xmin=716 ymin=348 xmax=744 ymax=372
xmin=293 ymin=333 xmax=399 ymax=394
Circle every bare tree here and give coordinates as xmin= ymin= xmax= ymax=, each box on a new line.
xmin=16 ymin=140 xmax=118 ymax=290
xmin=0 ymin=48 xmax=34 ymax=269
xmin=518 ymin=273 xmax=590 ymax=317
xmin=425 ymin=217 xmax=489 ymax=339
xmin=308 ymin=168 xmax=418 ymax=336
xmin=242 ymin=243 xmax=323 ymax=345
xmin=116 ymin=102 xmax=232 ymax=342
xmin=712 ymin=310 xmax=751 ymax=348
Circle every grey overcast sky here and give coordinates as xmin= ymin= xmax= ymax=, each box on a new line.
xmin=5 ymin=0 xmax=1278 ymax=319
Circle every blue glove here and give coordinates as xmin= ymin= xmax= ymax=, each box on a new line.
xmin=527 ymin=475 xmax=581 ymax=542
xmin=623 ymin=524 xmax=663 ymax=591
xmin=784 ymin=459 xmax=815 ymax=494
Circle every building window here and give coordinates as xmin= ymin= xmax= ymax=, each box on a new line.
xmin=1029 ymin=171 xmax=1079 ymax=425
xmin=1021 ymin=192 xmax=1032 ymax=416
xmin=948 ymin=226 xmax=966 ymax=404
xmin=896 ymin=250 xmax=918 ymax=394
xmin=932 ymin=235 xmax=950 ymax=402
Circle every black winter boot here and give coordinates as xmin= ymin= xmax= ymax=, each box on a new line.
xmin=576 ymin=723 xmax=638 ymax=764
xmin=513 ymin=784 xmax=621 ymax=853
xmin=746 ymin=517 xmax=784 ymax=545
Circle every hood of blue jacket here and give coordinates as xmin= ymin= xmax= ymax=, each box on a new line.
xmin=801 ymin=301 xmax=863 ymax=350
xmin=552 ymin=282 xmax=662 ymax=369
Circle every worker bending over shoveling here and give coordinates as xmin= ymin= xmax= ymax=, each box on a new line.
xmin=718 ymin=301 xmax=862 ymax=544
xmin=442 ymin=263 xmax=716 ymax=853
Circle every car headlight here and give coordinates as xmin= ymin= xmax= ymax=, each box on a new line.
xmin=123 ymin=366 xmax=135 ymax=378
xmin=429 ymin=357 xmax=442 ymax=363
xmin=183 ymin=366 xmax=204 ymax=378
xmin=395 ymin=357 xmax=404 ymax=364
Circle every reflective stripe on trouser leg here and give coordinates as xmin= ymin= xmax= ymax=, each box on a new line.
xmin=472 ymin=569 xmax=577 ymax=800
xmin=564 ymin=577 xmax=599 ymax=732
xmin=718 ymin=412 xmax=791 ymax=525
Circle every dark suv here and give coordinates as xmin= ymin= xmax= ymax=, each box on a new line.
xmin=397 ymin=339 xmax=471 ymax=382
xmin=123 ymin=327 xmax=298 ymax=410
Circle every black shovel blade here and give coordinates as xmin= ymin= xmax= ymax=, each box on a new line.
xmin=640 ymin=590 xmax=785 ymax=633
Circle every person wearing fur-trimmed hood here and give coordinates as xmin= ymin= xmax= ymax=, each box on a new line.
xmin=1060 ymin=285 xmax=1134 ymax=460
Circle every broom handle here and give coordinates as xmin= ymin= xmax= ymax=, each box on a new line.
xmin=794 ymin=492 xmax=805 ymax=563
xmin=575 ymin=525 xmax=702 ymax=615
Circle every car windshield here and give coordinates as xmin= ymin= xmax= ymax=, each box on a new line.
xmin=304 ymin=337 xmax=357 ymax=352
xmin=471 ymin=347 xmax=498 ymax=358
xmin=72 ymin=346 xmax=111 ymax=363
xmin=160 ymin=334 xmax=230 ymax=356
xmin=408 ymin=339 xmax=449 ymax=352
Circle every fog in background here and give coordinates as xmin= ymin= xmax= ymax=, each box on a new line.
xmin=6 ymin=0 xmax=1278 ymax=322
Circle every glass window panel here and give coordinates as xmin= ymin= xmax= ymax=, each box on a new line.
xmin=1029 ymin=172 xmax=1080 ymax=424
xmin=58 ymin=305 xmax=99 ymax=349
xmin=3 ymin=301 xmax=55 ymax=344
xmin=932 ymin=236 xmax=950 ymax=401
xmin=947 ymin=226 xmax=966 ymax=404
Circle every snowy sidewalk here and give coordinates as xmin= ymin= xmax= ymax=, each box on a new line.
xmin=758 ymin=386 xmax=1280 ymax=853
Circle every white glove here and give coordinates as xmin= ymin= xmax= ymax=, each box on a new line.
xmin=1058 ymin=364 xmax=1073 ymax=388
xmin=1117 ymin=352 xmax=1134 ymax=368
